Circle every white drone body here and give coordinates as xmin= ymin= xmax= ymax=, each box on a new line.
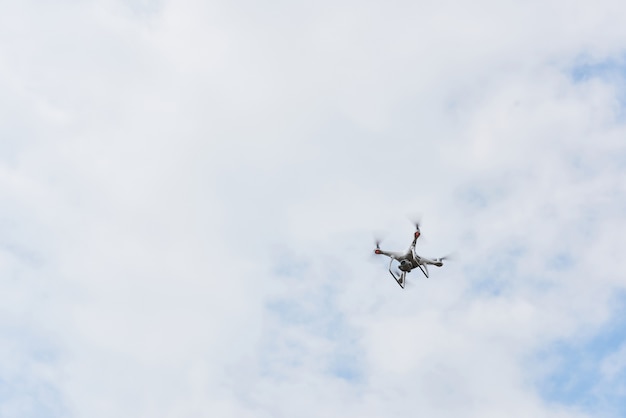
xmin=374 ymin=223 xmax=448 ymax=289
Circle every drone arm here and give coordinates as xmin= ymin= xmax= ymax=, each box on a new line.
xmin=375 ymin=249 xmax=400 ymax=258
xmin=420 ymin=257 xmax=445 ymax=267
xmin=409 ymin=238 xmax=418 ymax=254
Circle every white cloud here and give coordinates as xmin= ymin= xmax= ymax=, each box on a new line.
xmin=1 ymin=0 xmax=626 ymax=416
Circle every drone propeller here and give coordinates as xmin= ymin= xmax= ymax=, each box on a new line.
xmin=374 ymin=238 xmax=382 ymax=255
xmin=408 ymin=214 xmax=422 ymax=239
xmin=439 ymin=251 xmax=458 ymax=262
xmin=413 ymin=221 xmax=421 ymax=239
xmin=433 ymin=253 xmax=456 ymax=266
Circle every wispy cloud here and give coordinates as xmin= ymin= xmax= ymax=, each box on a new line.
xmin=1 ymin=0 xmax=626 ymax=416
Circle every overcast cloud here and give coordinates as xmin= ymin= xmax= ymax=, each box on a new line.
xmin=1 ymin=0 xmax=626 ymax=417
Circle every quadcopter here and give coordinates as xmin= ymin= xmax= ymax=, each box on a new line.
xmin=374 ymin=222 xmax=449 ymax=289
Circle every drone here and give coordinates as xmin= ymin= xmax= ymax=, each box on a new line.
xmin=374 ymin=222 xmax=449 ymax=289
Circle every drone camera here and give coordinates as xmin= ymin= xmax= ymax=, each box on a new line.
xmin=399 ymin=260 xmax=412 ymax=272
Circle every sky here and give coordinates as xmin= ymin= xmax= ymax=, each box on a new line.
xmin=1 ymin=0 xmax=626 ymax=417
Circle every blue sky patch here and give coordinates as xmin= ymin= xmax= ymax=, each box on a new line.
xmin=571 ymin=56 xmax=626 ymax=83
xmin=535 ymin=291 xmax=626 ymax=416
xmin=570 ymin=55 xmax=626 ymax=118
xmin=546 ymin=253 xmax=575 ymax=271
xmin=263 ymin=261 xmax=365 ymax=385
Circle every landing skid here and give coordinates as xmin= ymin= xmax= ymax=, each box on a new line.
xmin=388 ymin=259 xmax=406 ymax=288
xmin=417 ymin=263 xmax=429 ymax=278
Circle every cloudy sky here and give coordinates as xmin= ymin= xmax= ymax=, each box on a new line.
xmin=1 ymin=0 xmax=626 ymax=416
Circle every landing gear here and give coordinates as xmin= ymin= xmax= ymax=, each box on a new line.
xmin=388 ymin=259 xmax=406 ymax=288
xmin=417 ymin=263 xmax=429 ymax=278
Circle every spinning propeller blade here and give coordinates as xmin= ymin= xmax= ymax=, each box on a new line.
xmin=374 ymin=238 xmax=382 ymax=254
xmin=439 ymin=252 xmax=457 ymax=261
xmin=408 ymin=213 xmax=422 ymax=229
xmin=413 ymin=220 xmax=421 ymax=239
xmin=407 ymin=214 xmax=423 ymax=239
